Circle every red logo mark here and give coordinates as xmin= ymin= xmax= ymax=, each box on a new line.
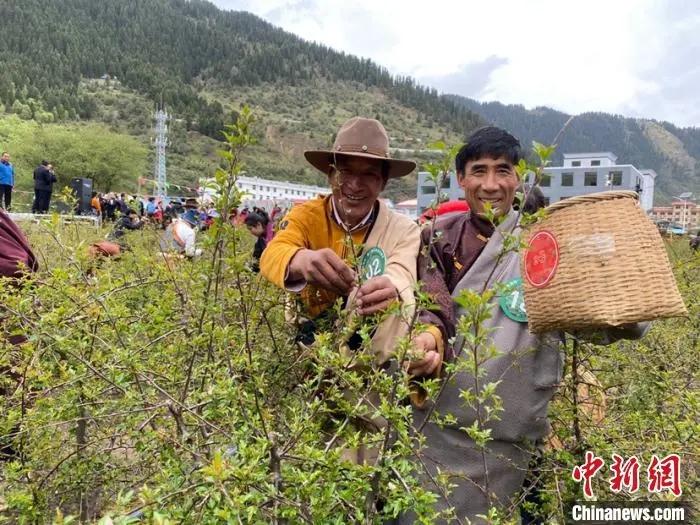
xmin=609 ymin=454 xmax=640 ymax=494
xmin=572 ymin=451 xmax=605 ymax=498
xmin=648 ymin=454 xmax=682 ymax=496
xmin=524 ymin=230 xmax=559 ymax=288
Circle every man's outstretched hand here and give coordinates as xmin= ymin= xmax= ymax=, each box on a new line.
xmin=355 ymin=275 xmax=398 ymax=315
xmin=407 ymin=331 xmax=442 ymax=377
xmin=288 ymin=248 xmax=356 ymax=296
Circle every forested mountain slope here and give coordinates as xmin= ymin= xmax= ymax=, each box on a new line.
xmin=0 ymin=0 xmax=481 ymax=139
xmin=0 ymin=0 xmax=482 ymax=201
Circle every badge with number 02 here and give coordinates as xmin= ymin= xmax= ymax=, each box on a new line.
xmin=360 ymin=247 xmax=386 ymax=280
xmin=499 ymin=277 xmax=528 ymax=323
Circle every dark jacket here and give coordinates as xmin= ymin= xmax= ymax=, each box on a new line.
xmin=418 ymin=211 xmax=494 ymax=361
xmin=103 ymin=198 xmax=118 ymax=220
xmin=251 ymin=235 xmax=267 ymax=272
xmin=33 ymin=165 xmax=57 ymax=192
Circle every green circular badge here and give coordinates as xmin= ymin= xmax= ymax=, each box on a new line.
xmin=499 ymin=278 xmax=528 ymax=323
xmin=360 ymin=247 xmax=386 ymax=280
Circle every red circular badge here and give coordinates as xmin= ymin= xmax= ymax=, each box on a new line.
xmin=524 ymin=230 xmax=559 ymax=288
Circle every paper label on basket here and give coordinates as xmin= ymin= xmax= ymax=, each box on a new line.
xmin=499 ymin=278 xmax=528 ymax=322
xmin=567 ymin=234 xmax=616 ymax=261
xmin=524 ymin=230 xmax=559 ymax=288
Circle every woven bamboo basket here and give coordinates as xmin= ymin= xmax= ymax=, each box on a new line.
xmin=521 ymin=190 xmax=687 ymax=333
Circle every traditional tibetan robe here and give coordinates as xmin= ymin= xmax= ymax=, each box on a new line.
xmin=402 ymin=209 xmax=647 ymax=523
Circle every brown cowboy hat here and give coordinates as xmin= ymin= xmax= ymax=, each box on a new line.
xmin=304 ymin=117 xmax=416 ymax=178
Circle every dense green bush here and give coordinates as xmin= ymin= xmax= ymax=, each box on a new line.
xmin=1 ymin=116 xmax=697 ymax=523
xmin=0 ymin=111 xmax=439 ymax=523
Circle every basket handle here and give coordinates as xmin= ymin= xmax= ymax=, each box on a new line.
xmin=544 ymin=190 xmax=639 ymax=213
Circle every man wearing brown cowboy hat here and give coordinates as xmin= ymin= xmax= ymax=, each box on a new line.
xmin=260 ymin=116 xmax=420 ymax=362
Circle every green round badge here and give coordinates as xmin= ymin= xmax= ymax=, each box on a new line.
xmin=499 ymin=278 xmax=528 ymax=323
xmin=360 ymin=247 xmax=386 ymax=280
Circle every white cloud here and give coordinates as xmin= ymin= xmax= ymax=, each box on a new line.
xmin=211 ymin=0 xmax=700 ymax=126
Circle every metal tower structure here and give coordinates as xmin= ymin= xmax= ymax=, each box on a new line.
xmin=153 ymin=107 xmax=170 ymax=198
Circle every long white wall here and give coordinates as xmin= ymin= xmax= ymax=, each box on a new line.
xmin=235 ymin=175 xmax=329 ymax=201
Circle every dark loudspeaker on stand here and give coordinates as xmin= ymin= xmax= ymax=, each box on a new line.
xmin=71 ymin=178 xmax=93 ymax=215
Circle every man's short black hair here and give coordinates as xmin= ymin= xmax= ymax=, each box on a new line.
xmin=41 ymin=160 xmax=49 ymax=166
xmin=245 ymin=212 xmax=266 ymax=228
xmin=455 ymin=126 xmax=522 ymax=174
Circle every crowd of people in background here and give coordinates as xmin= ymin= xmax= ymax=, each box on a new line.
xmin=83 ymin=189 xmax=288 ymax=266
xmin=88 ymin=193 xmax=282 ymax=230
xmin=0 ymin=152 xmax=291 ymax=264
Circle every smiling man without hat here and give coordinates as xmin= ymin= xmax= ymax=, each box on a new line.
xmin=260 ymin=116 xmax=420 ymax=361
xmin=398 ymin=126 xmax=649 ymax=523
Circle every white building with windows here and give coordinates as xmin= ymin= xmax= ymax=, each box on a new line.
xmin=416 ymin=171 xmax=462 ymax=213
xmin=416 ymin=152 xmax=657 ymax=213
xmin=538 ymin=153 xmax=656 ymax=211
xmin=234 ymin=175 xmax=329 ymax=203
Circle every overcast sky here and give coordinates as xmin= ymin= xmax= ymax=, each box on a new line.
xmin=210 ymin=0 xmax=700 ymax=128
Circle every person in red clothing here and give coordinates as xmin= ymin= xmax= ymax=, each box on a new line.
xmin=0 ymin=209 xmax=38 ymax=280
xmin=0 ymin=209 xmax=37 ymax=460
xmin=419 ymin=199 xmax=470 ymax=224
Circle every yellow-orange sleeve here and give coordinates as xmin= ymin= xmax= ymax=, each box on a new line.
xmin=259 ymin=206 xmax=311 ymax=289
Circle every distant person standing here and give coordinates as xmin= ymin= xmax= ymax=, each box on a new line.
xmin=32 ymin=160 xmax=57 ymax=213
xmin=118 ymin=193 xmax=129 ymax=215
xmin=103 ymin=193 xmax=118 ymax=222
xmin=135 ymin=195 xmax=145 ymax=217
xmin=146 ymin=196 xmax=157 ymax=219
xmin=245 ymin=212 xmax=268 ymax=272
xmin=0 ymin=152 xmax=15 ymax=210
xmin=90 ymin=192 xmax=102 ymax=216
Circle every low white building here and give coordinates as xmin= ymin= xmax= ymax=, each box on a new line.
xmin=416 ymin=153 xmax=657 ymax=213
xmin=235 ymin=175 xmax=329 ymax=202
xmin=539 ymin=153 xmax=657 ymax=211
